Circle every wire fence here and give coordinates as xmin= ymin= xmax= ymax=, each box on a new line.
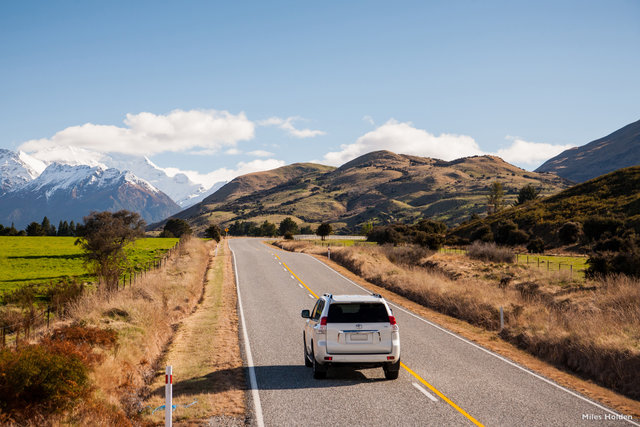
xmin=0 ymin=240 xmax=183 ymax=349
xmin=438 ymin=247 xmax=588 ymax=278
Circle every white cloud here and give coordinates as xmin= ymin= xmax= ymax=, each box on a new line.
xmin=322 ymin=119 xmax=484 ymax=166
xmin=258 ymin=116 xmax=326 ymax=138
xmin=19 ymin=109 xmax=255 ymax=157
xmin=247 ymin=150 xmax=274 ymax=157
xmin=160 ymin=158 xmax=286 ymax=188
xmin=362 ymin=115 xmax=375 ymax=125
xmin=225 ymin=148 xmax=242 ymax=155
xmin=495 ymin=136 xmax=575 ymax=168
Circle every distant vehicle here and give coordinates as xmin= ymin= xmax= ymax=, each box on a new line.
xmin=301 ymin=293 xmax=401 ymax=379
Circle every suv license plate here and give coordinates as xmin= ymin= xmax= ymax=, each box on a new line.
xmin=350 ymin=333 xmax=369 ymax=341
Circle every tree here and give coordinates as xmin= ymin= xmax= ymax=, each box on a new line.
xmin=487 ymin=181 xmax=504 ymax=214
xmin=41 ymin=216 xmax=56 ymax=236
xmin=359 ymin=221 xmax=374 ymax=236
xmin=205 ymin=224 xmax=221 ymax=242
xmin=258 ymin=220 xmax=278 ymax=237
xmin=278 ymin=217 xmax=299 ymax=236
xmin=26 ymin=222 xmax=45 ymax=236
xmin=75 ymin=210 xmax=145 ymax=291
xmin=316 ymin=223 xmax=332 ymax=241
xmin=162 ymin=218 xmax=192 ymax=238
xmin=515 ymin=184 xmax=539 ymax=205
xmin=300 ymin=225 xmax=314 ymax=234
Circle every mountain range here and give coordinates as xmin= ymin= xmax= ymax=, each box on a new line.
xmin=0 ymin=150 xmax=180 ymax=228
xmin=170 ymin=150 xmax=570 ymax=233
xmin=535 ymin=118 xmax=640 ymax=182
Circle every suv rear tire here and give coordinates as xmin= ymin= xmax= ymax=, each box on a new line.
xmin=311 ymin=344 xmax=327 ymax=379
xmin=383 ymin=360 xmax=400 ymax=380
xmin=303 ymin=334 xmax=312 ymax=367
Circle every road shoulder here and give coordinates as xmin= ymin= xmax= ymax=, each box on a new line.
xmin=144 ymin=240 xmax=246 ymax=425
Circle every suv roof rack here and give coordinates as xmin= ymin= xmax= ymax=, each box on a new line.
xmin=372 ymin=293 xmax=382 ymax=298
xmin=323 ymin=293 xmax=333 ymax=300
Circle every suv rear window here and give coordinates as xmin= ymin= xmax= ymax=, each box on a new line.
xmin=327 ymin=303 xmax=389 ymax=323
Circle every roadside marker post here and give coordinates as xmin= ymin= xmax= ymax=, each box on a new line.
xmin=165 ymin=366 xmax=173 ymax=427
xmin=499 ymin=306 xmax=504 ymax=331
xmin=327 ymin=246 xmax=331 ymax=260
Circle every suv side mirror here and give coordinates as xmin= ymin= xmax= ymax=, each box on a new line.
xmin=301 ymin=309 xmax=311 ymax=319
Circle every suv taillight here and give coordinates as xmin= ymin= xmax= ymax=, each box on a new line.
xmin=317 ymin=316 xmax=327 ymax=334
xmin=389 ymin=315 xmax=399 ymax=332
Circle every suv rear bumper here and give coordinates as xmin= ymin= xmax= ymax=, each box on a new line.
xmin=314 ymin=339 xmax=400 ymax=365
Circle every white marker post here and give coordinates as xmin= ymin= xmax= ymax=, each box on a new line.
xmin=499 ymin=306 xmax=504 ymax=331
xmin=165 ymin=365 xmax=173 ymax=427
xmin=327 ymin=246 xmax=331 ymax=260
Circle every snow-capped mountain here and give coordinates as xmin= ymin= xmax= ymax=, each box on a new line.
xmin=0 ymin=149 xmax=46 ymax=194
xmin=0 ymin=162 xmax=180 ymax=229
xmin=25 ymin=146 xmax=224 ymax=207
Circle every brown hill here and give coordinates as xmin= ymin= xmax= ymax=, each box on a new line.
xmin=536 ymin=118 xmax=640 ymax=183
xmin=169 ymin=151 xmax=570 ymax=233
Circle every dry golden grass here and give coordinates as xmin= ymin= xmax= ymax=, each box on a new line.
xmin=274 ymin=240 xmax=640 ymax=404
xmin=61 ymin=237 xmax=213 ymax=424
xmin=143 ymin=239 xmax=245 ymax=425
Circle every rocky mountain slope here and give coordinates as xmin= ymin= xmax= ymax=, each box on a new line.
xmin=0 ymin=149 xmax=46 ymax=194
xmin=536 ymin=118 xmax=640 ymax=182
xmin=170 ymin=150 xmax=570 ymax=233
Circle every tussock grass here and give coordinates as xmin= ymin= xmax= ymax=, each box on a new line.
xmin=294 ymin=243 xmax=640 ymax=400
xmin=61 ymin=237 xmax=212 ymax=424
xmin=467 ymin=241 xmax=515 ymax=263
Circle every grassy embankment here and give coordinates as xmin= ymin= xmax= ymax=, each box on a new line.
xmin=275 ymin=240 xmax=640 ymax=410
xmin=0 ymin=236 xmax=179 ymax=295
xmin=143 ymin=239 xmax=245 ymax=425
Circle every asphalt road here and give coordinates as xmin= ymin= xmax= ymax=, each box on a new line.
xmin=229 ymin=238 xmax=636 ymax=427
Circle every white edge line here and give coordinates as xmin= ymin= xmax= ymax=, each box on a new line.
xmin=308 ymin=294 xmax=315 ymax=299
xmin=413 ymin=382 xmax=438 ymax=402
xmin=231 ymin=245 xmax=265 ymax=427
xmin=305 ymin=253 xmax=639 ymax=426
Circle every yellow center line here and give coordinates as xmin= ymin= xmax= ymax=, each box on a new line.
xmin=276 ymin=252 xmax=483 ymax=426
xmin=276 ymin=254 xmax=319 ymax=299
xmin=401 ymin=362 xmax=484 ymax=426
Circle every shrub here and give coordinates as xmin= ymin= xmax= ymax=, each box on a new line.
xmin=367 ymin=226 xmax=405 ymax=246
xmin=587 ymin=237 xmax=640 ymax=278
xmin=205 ymin=224 xmax=221 ymax=241
xmin=507 ymin=229 xmax=529 ymax=245
xmin=416 ymin=219 xmax=447 ymax=234
xmin=467 ymin=241 xmax=514 ymax=263
xmin=494 ymin=220 xmax=517 ymax=244
xmin=527 ymin=238 xmax=545 ymax=253
xmin=413 ymin=230 xmax=444 ymax=250
xmin=0 ymin=344 xmax=90 ymax=415
xmin=558 ymin=222 xmax=581 ymax=244
xmin=470 ymin=224 xmax=493 ymax=242
xmin=583 ymin=217 xmax=623 ymax=241
xmin=284 ymin=232 xmax=294 ymax=240
xmin=163 ymin=218 xmax=192 ymax=238
xmin=380 ymin=245 xmax=433 ymax=266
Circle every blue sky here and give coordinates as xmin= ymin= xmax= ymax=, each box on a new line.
xmin=1 ymin=1 xmax=639 ymax=186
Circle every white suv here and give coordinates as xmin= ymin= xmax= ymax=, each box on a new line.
xmin=301 ymin=293 xmax=401 ymax=379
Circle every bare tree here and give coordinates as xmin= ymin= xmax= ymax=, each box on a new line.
xmin=76 ymin=210 xmax=145 ymax=291
xmin=487 ymin=181 xmax=504 ymax=214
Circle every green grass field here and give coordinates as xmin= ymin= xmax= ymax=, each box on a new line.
xmin=0 ymin=236 xmax=179 ymax=293
xmin=302 ymin=239 xmax=376 ymax=247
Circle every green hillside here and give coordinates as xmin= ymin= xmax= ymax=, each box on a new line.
xmin=451 ymin=166 xmax=640 ymax=247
